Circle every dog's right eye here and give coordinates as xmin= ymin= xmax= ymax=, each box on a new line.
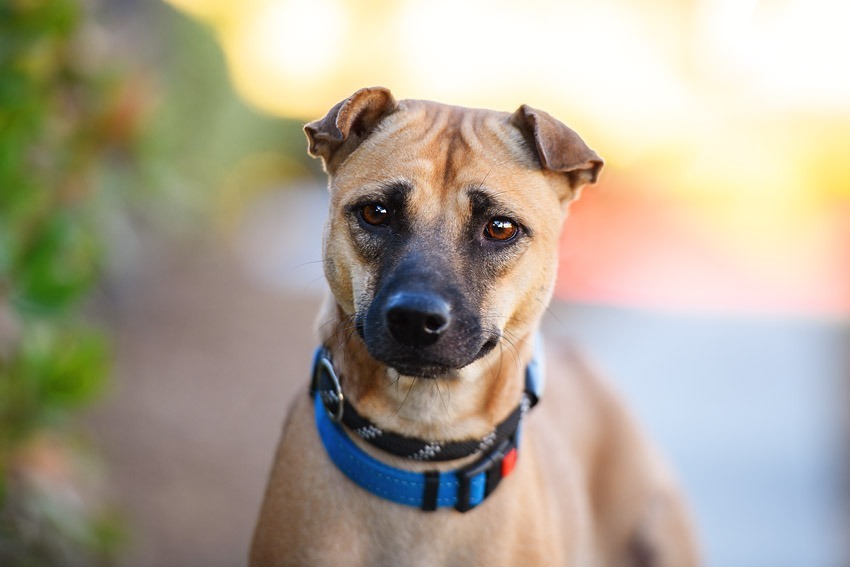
xmin=484 ymin=217 xmax=519 ymax=242
xmin=360 ymin=203 xmax=390 ymax=226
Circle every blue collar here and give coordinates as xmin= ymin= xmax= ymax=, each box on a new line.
xmin=311 ymin=338 xmax=545 ymax=512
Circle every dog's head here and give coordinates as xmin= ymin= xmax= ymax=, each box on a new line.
xmin=307 ymin=87 xmax=601 ymax=379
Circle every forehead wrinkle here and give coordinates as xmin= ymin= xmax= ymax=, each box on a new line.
xmin=377 ymin=105 xmax=447 ymax=223
xmin=335 ymin=119 xmax=437 ymax=208
xmin=345 ymin=102 xmax=530 ymax=235
xmin=422 ymin=109 xmax=513 ymax=237
xmin=445 ymin=112 xmax=522 ymax=200
xmin=437 ymin=109 xmax=477 ymax=191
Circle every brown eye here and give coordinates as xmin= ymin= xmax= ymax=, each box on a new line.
xmin=361 ymin=203 xmax=390 ymax=226
xmin=484 ymin=217 xmax=519 ymax=241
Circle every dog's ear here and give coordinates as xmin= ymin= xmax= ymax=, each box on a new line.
xmin=510 ymin=104 xmax=603 ymax=193
xmin=305 ymin=87 xmax=398 ymax=175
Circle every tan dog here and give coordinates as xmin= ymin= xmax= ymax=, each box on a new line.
xmin=251 ymin=87 xmax=698 ymax=566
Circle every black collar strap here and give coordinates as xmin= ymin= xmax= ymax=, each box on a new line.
xmin=310 ymin=346 xmax=539 ymax=462
xmin=308 ymin=342 xmax=545 ymax=512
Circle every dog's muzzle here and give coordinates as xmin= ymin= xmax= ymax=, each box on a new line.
xmin=358 ymin=286 xmax=491 ymax=378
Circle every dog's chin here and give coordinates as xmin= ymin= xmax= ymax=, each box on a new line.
xmin=382 ymin=335 xmax=501 ymax=380
xmin=388 ymin=363 xmax=452 ymax=380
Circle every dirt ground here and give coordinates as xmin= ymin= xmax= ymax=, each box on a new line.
xmin=88 ymin=236 xmax=322 ymax=567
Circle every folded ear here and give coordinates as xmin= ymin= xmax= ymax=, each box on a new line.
xmin=304 ymin=87 xmax=398 ymax=175
xmin=510 ymin=104 xmax=603 ymax=193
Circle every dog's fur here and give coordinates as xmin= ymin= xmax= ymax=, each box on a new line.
xmin=250 ymin=87 xmax=699 ymax=566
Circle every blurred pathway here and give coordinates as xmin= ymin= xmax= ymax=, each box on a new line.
xmin=90 ymin=239 xmax=322 ymax=567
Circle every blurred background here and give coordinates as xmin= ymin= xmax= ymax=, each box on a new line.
xmin=0 ymin=0 xmax=848 ymax=565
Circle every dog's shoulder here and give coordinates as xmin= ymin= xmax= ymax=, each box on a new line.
xmin=538 ymin=334 xmax=669 ymax=489
xmin=536 ymin=336 xmax=700 ymax=566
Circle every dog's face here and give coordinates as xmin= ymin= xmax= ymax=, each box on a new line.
xmin=307 ymin=88 xmax=601 ymax=379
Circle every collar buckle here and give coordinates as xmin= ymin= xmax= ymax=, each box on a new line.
xmin=311 ymin=348 xmax=344 ymax=423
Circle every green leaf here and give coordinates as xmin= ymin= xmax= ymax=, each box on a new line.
xmin=12 ymin=212 xmax=101 ymax=316
xmin=40 ymin=330 xmax=109 ymax=409
xmin=17 ymin=325 xmax=109 ymax=413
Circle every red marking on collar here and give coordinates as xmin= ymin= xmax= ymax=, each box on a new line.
xmin=501 ymin=447 xmax=518 ymax=477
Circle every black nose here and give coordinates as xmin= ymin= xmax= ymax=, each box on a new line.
xmin=384 ymin=292 xmax=451 ymax=347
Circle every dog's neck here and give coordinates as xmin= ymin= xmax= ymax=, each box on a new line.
xmin=318 ymin=301 xmax=534 ymax=443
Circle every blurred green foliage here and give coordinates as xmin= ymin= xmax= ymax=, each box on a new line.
xmin=0 ymin=0 xmax=124 ymax=563
xmin=2 ymin=0 xmax=313 ymax=563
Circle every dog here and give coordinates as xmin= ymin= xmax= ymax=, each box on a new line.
xmin=250 ymin=87 xmax=699 ymax=566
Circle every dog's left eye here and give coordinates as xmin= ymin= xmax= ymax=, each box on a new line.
xmin=360 ymin=203 xmax=390 ymax=226
xmin=484 ymin=217 xmax=519 ymax=241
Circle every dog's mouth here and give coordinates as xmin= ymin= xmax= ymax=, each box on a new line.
xmin=356 ymin=317 xmax=501 ymax=379
xmin=389 ymin=362 xmax=453 ymax=380
xmin=384 ymin=340 xmax=499 ymax=379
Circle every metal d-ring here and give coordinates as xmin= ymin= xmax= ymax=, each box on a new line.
xmin=316 ymin=355 xmax=344 ymax=423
